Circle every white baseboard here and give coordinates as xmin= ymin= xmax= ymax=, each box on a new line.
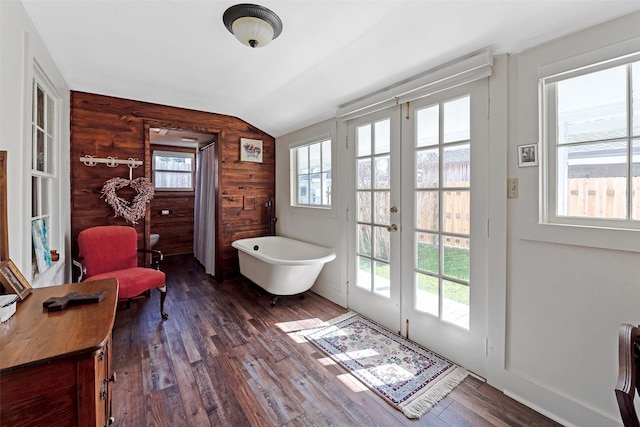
xmin=502 ymin=371 xmax=620 ymax=427
xmin=310 ymin=279 xmax=346 ymax=308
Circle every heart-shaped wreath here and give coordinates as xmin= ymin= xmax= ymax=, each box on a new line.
xmin=101 ymin=177 xmax=154 ymax=224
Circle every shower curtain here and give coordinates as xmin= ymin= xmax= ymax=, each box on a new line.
xmin=194 ymin=144 xmax=215 ymax=275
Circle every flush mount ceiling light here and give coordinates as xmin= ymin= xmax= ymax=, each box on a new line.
xmin=223 ymin=3 xmax=283 ymax=48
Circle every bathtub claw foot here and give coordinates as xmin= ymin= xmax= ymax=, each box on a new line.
xmin=270 ymin=296 xmax=279 ymax=307
xmin=299 ymin=293 xmax=305 ymax=300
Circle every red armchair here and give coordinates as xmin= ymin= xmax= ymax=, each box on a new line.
xmin=75 ymin=226 xmax=167 ymax=320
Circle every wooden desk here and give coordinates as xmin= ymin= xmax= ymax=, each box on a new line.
xmin=0 ymin=279 xmax=118 ymax=427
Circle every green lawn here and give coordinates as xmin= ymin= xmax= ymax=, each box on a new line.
xmin=358 ymin=242 xmax=470 ymax=305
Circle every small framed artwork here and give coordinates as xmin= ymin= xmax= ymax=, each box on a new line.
xmin=240 ymin=138 xmax=263 ymax=163
xmin=0 ymin=259 xmax=32 ymax=300
xmin=31 ymin=218 xmax=52 ymax=273
xmin=518 ymin=143 xmax=538 ymax=167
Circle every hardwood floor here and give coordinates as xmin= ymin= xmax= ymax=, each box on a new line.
xmin=111 ymin=254 xmax=561 ymax=427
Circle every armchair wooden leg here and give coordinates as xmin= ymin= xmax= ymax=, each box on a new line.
xmin=159 ymin=286 xmax=168 ymax=321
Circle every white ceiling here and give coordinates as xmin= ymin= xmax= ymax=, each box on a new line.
xmin=20 ymin=0 xmax=640 ymax=138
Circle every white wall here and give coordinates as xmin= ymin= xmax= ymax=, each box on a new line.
xmin=0 ymin=0 xmax=70 ymax=285
xmin=276 ymin=11 xmax=640 ymax=427
xmin=505 ymin=12 xmax=640 ymax=427
xmin=275 ymin=119 xmax=347 ymax=306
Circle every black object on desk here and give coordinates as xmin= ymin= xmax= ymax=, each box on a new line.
xmin=42 ymin=291 xmax=106 ymax=311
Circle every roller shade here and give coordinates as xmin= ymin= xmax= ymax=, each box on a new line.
xmin=337 ymin=51 xmax=493 ymax=120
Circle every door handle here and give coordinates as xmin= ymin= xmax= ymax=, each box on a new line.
xmin=387 ymin=224 xmax=398 ymax=232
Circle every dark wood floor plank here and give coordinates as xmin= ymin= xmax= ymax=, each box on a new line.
xmin=144 ymin=389 xmax=170 ymax=427
xmin=215 ymin=351 xmax=271 ymax=427
xmin=111 ymin=363 xmax=145 ymax=427
xmin=110 ymin=254 xmax=562 ymax=427
xmin=163 ymin=327 xmax=210 ymax=425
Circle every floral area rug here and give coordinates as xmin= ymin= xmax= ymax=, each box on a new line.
xmin=300 ymin=312 xmax=468 ymax=419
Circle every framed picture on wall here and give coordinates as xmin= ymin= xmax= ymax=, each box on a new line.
xmin=0 ymin=259 xmax=32 ymax=300
xmin=240 ymin=138 xmax=263 ymax=163
xmin=518 ymin=143 xmax=538 ymax=167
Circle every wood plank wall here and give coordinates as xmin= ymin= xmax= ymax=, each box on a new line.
xmin=149 ymin=144 xmax=196 ymax=257
xmin=70 ymin=92 xmax=275 ymax=281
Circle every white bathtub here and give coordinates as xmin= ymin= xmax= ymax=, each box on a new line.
xmin=232 ymin=236 xmax=336 ymax=303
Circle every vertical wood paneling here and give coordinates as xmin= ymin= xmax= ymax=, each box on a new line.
xmin=70 ymin=92 xmax=275 ymax=280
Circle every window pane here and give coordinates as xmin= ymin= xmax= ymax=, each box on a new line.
xmin=358 ymin=224 xmax=372 ymax=256
xmin=374 ymin=119 xmax=390 ymax=154
xmin=443 ymin=96 xmax=470 ymax=143
xmin=357 ymin=158 xmax=371 ymax=189
xmin=416 ymin=232 xmax=438 ymax=274
xmin=374 ymin=156 xmax=390 ymax=189
xmin=322 ymin=139 xmax=331 ymax=172
xmin=357 ymin=191 xmax=371 ymax=223
xmin=357 ymin=256 xmax=372 ymax=290
xmin=443 ymin=190 xmax=470 ymax=234
xmin=309 ymin=173 xmax=321 ymax=204
xmin=374 ymin=192 xmax=390 ymax=225
xmin=416 ymin=148 xmax=439 ymax=188
xmin=357 ymin=124 xmax=371 ymax=157
xmin=444 ymin=144 xmax=470 ymax=187
xmin=297 ymin=145 xmax=308 ymax=174
xmin=633 ymin=139 xmax=640 ymax=220
xmin=417 ymin=105 xmax=439 ymax=147
xmin=47 ymin=135 xmax=54 ymax=174
xmin=40 ymin=178 xmax=49 ymax=214
xmin=634 ymin=63 xmax=640 ymax=137
xmin=415 ymin=272 xmax=438 ymax=315
xmin=557 ymin=140 xmax=627 ymax=219
xmin=36 ymin=85 xmax=44 ymax=129
xmin=36 ymin=129 xmax=45 ymax=172
xmin=374 ymin=226 xmax=389 ymax=261
xmin=32 ymin=176 xmax=38 ymax=217
xmin=321 ymin=171 xmax=331 ymax=205
xmin=373 ymin=260 xmax=390 ymax=297
xmin=444 ymin=237 xmax=470 ymax=281
xmin=297 ymin=175 xmax=309 ymax=204
xmin=47 ymin=95 xmax=54 ymax=135
xmin=442 ymin=280 xmax=469 ymax=329
xmin=416 ymin=191 xmax=438 ymax=231
xmin=557 ymin=65 xmax=627 ymax=144
xmin=155 ymin=171 xmax=193 ymax=189
xmin=154 ymin=154 xmax=193 ymax=172
xmin=309 ymin=143 xmax=321 ymax=173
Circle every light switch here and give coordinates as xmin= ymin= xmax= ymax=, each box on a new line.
xmin=161 ymin=210 xmax=170 ymax=215
xmin=507 ymin=178 xmax=518 ymax=199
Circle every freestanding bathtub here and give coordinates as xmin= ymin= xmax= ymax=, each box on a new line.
xmin=232 ymin=236 xmax=336 ymax=306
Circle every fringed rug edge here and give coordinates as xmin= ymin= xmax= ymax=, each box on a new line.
xmin=400 ymin=366 xmax=468 ymax=419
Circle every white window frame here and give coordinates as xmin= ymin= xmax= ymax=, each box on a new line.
xmin=290 ymin=138 xmax=332 ymax=208
xmin=30 ymin=66 xmax=61 ymax=283
xmin=152 ymin=150 xmax=195 ymax=191
xmin=541 ymin=49 xmax=640 ymax=231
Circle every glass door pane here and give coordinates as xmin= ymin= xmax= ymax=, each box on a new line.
xmin=348 ymin=107 xmax=401 ymax=333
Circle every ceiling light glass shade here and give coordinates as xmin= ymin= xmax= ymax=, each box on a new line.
xmin=231 ymin=16 xmax=275 ymax=48
xmin=223 ymin=4 xmax=283 ymax=48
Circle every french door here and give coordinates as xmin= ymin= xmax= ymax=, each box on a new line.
xmin=347 ymin=108 xmax=401 ymax=332
xmin=347 ymin=80 xmax=489 ymax=376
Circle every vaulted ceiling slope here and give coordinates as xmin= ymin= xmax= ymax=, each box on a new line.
xmin=21 ymin=0 xmax=640 ymax=138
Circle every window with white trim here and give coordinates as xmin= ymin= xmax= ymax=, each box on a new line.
xmin=31 ymin=72 xmax=58 ymax=280
xmin=152 ymin=150 xmax=195 ymax=191
xmin=290 ymin=139 xmax=332 ymax=207
xmin=542 ymin=52 xmax=640 ymax=229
